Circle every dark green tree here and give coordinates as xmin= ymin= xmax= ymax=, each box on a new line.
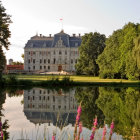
xmin=76 ymin=32 xmax=106 ymax=75
xmin=75 ymin=87 xmax=104 ymax=129
xmin=0 ymin=1 xmax=11 ymax=74
xmin=97 ymin=22 xmax=140 ymax=80
xmin=96 ymin=87 xmax=140 ymax=139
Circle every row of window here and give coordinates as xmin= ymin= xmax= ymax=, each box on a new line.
xmin=28 ymin=59 xmax=77 ymax=64
xmin=28 ymin=51 xmax=78 ymax=56
xmin=27 ymin=104 xmax=77 ymax=110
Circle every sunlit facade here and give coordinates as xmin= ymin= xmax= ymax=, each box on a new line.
xmin=24 ymin=30 xmax=82 ymax=73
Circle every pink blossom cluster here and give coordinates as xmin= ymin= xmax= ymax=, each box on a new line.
xmin=52 ymin=136 xmax=55 ymax=140
xmin=90 ymin=117 xmax=98 ymax=140
xmin=0 ymin=121 xmax=3 ymax=140
xmin=102 ymin=125 xmax=107 ymax=140
xmin=110 ymin=121 xmax=114 ymax=135
xmin=76 ymin=105 xmax=82 ymax=124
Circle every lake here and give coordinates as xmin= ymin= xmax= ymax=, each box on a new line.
xmin=0 ymin=86 xmax=140 ymax=140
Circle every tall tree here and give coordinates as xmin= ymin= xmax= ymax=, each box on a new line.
xmin=76 ymin=32 xmax=106 ymax=75
xmin=97 ymin=22 xmax=140 ymax=80
xmin=0 ymin=1 xmax=11 ymax=73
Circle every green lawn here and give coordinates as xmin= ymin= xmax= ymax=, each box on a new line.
xmin=8 ymin=75 xmax=139 ymax=83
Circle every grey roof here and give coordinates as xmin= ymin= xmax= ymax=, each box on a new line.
xmin=24 ymin=111 xmax=76 ymax=126
xmin=24 ymin=30 xmax=82 ymax=48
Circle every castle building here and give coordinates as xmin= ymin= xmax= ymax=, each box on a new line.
xmin=24 ymin=88 xmax=78 ymax=125
xmin=24 ymin=30 xmax=82 ymax=73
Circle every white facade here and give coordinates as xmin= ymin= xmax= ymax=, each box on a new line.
xmin=24 ymin=30 xmax=81 ymax=73
xmin=23 ymin=88 xmax=78 ymax=124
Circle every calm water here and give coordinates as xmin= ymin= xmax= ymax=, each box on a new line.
xmin=0 ymin=86 xmax=140 ymax=140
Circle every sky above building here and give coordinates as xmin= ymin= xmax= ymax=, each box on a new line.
xmin=1 ymin=0 xmax=140 ymax=63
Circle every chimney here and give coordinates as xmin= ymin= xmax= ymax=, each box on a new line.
xmin=49 ymin=34 xmax=51 ymax=38
xmin=73 ymin=34 xmax=75 ymax=37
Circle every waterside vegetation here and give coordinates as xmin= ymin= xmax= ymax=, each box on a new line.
xmin=0 ymin=75 xmax=140 ymax=87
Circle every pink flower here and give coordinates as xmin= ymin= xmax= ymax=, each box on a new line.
xmin=110 ymin=121 xmax=114 ymax=135
xmin=0 ymin=122 xmax=2 ymax=131
xmin=52 ymin=136 xmax=55 ymax=140
xmin=77 ymin=106 xmax=82 ymax=114
xmin=93 ymin=118 xmax=98 ymax=126
xmin=102 ymin=126 xmax=106 ymax=140
xmin=90 ymin=133 xmax=94 ymax=140
xmin=92 ymin=127 xmax=96 ymax=131
xmin=76 ymin=114 xmax=80 ymax=122
xmin=1 ymin=131 xmax=3 ymax=140
xmin=79 ymin=122 xmax=82 ymax=133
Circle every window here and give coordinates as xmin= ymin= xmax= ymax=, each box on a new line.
xmin=44 ymin=66 xmax=46 ymax=69
xmin=28 ymin=59 xmax=30 ymax=63
xmin=48 ymin=59 xmax=50 ymax=64
xmin=33 ymin=59 xmax=35 ymax=63
xmin=40 ymin=59 xmax=42 ymax=63
xmin=39 ymin=96 xmax=41 ymax=100
xmin=40 ymin=90 xmax=42 ymax=94
xmin=59 ymin=51 xmax=61 ymax=55
xmin=28 ymin=96 xmax=30 ymax=100
xmin=40 ymin=66 xmax=42 ymax=70
xmin=53 ymin=96 xmax=55 ymax=102
xmin=44 ymin=59 xmax=46 ymax=63
xmin=53 ymin=58 xmax=56 ymax=64
xmin=53 ymin=105 xmax=55 ymax=110
xmin=29 ymin=52 xmax=30 ymax=55
xmin=65 ymin=50 xmax=67 ymax=55
xmin=75 ymin=59 xmax=77 ymax=63
xmin=48 ymin=66 xmax=50 ymax=70
xmin=33 ymin=52 xmax=36 ymax=55
xmin=71 ymin=59 xmax=73 ymax=64
xmin=33 ymin=66 xmax=35 ymax=70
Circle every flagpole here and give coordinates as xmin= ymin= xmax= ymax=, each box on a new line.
xmin=60 ymin=18 xmax=63 ymax=31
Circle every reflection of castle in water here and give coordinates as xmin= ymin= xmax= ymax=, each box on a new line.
xmin=24 ymin=88 xmax=78 ymax=126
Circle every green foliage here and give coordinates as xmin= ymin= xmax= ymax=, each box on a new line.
xmin=0 ymin=1 xmax=11 ymax=73
xmin=97 ymin=22 xmax=140 ymax=80
xmin=96 ymin=87 xmax=140 ymax=139
xmin=75 ymin=87 xmax=104 ymax=129
xmin=11 ymin=61 xmax=23 ymax=65
xmin=76 ymin=32 xmax=106 ymax=75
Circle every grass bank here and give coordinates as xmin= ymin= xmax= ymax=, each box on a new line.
xmin=1 ymin=74 xmax=140 ymax=87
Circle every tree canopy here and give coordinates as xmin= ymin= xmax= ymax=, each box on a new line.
xmin=0 ymin=1 xmax=11 ymax=73
xmin=97 ymin=22 xmax=140 ymax=80
xmin=75 ymin=32 xmax=106 ymax=75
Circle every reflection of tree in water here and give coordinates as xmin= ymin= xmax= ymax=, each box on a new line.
xmin=75 ymin=87 xmax=105 ymax=129
xmin=0 ymin=88 xmax=9 ymax=140
xmin=96 ymin=87 xmax=140 ymax=140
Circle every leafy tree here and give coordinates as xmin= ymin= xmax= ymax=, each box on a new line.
xmin=75 ymin=87 xmax=104 ymax=129
xmin=96 ymin=87 xmax=140 ymax=139
xmin=0 ymin=1 xmax=11 ymax=74
xmin=97 ymin=22 xmax=140 ymax=80
xmin=11 ymin=61 xmax=23 ymax=65
xmin=76 ymin=32 xmax=106 ymax=75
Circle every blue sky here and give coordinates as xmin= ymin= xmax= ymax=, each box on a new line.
xmin=1 ymin=0 xmax=140 ymax=63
